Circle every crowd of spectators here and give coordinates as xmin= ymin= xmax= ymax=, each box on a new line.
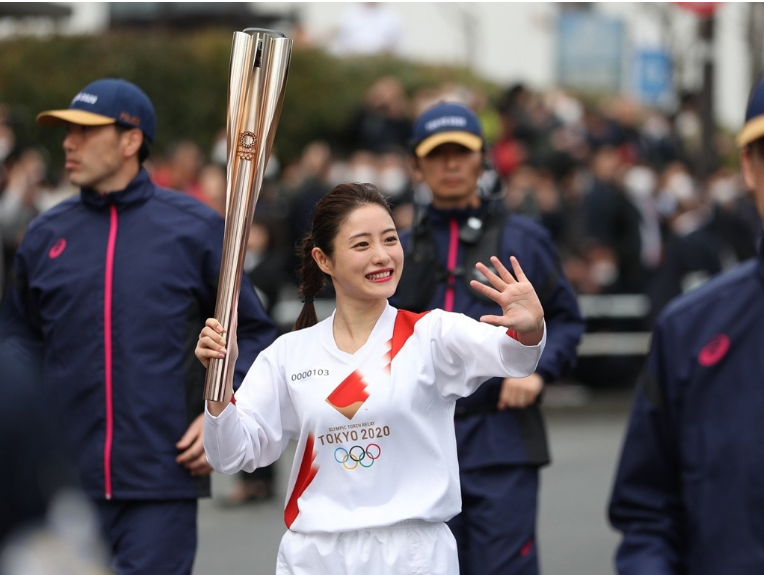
xmin=2 ymin=78 xmax=761 ymax=376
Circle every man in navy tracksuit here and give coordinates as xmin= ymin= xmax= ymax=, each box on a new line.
xmin=607 ymin=76 xmax=764 ymax=575
xmin=0 ymin=79 xmax=277 ymax=575
xmin=393 ymin=101 xmax=585 ymax=575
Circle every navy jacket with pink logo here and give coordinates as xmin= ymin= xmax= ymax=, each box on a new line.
xmin=393 ymin=200 xmax=585 ymax=468
xmin=0 ymin=168 xmax=277 ymax=501
xmin=608 ymin=241 xmax=764 ymax=575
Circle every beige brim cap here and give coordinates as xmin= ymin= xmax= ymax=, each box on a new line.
xmin=736 ymin=115 xmax=764 ymax=148
xmin=415 ymin=131 xmax=483 ymax=158
xmin=36 ymin=109 xmax=117 ymax=128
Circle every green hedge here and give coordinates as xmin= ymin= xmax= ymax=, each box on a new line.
xmin=0 ymin=29 xmax=499 ymax=174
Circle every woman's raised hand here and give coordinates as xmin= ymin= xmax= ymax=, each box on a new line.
xmin=195 ymin=317 xmax=229 ymax=369
xmin=470 ymin=256 xmax=544 ymax=344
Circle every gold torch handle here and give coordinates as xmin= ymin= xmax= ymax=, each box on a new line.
xmin=204 ymin=29 xmax=293 ymax=402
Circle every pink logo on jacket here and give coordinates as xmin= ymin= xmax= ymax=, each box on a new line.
xmin=698 ymin=333 xmax=730 ymax=367
xmin=48 ymin=238 xmax=67 ymax=259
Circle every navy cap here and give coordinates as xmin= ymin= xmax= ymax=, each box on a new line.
xmin=737 ymin=75 xmax=764 ymax=148
xmin=36 ymin=78 xmax=156 ymax=142
xmin=411 ymin=102 xmax=483 ymax=157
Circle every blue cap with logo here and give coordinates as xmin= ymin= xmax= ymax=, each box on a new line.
xmin=411 ymin=101 xmax=484 ymax=158
xmin=37 ymin=78 xmax=156 ymax=142
xmin=737 ymin=75 xmax=764 ymax=148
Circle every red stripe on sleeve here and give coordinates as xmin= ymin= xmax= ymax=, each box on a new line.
xmin=388 ymin=309 xmax=430 ymax=364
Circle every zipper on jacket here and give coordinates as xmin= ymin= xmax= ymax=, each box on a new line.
xmin=103 ymin=204 xmax=118 ymax=499
xmin=444 ymin=218 xmax=460 ymax=312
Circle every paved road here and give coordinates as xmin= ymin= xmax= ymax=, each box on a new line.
xmin=193 ymin=386 xmax=634 ymax=575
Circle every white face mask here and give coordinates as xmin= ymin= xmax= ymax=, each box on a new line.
xmin=377 ymin=166 xmax=408 ymax=197
xmin=264 ymin=155 xmax=280 ymax=179
xmin=623 ymin=167 xmax=656 ymax=200
xmin=0 ymin=127 xmax=14 ymax=162
xmin=327 ymin=161 xmax=350 ymax=188
xmin=590 ymin=259 xmax=618 ymax=287
xmin=708 ymin=177 xmax=740 ymax=205
xmin=642 ymin=114 xmax=670 ymax=139
xmin=347 ymin=163 xmax=377 ymax=185
xmin=664 ymin=172 xmax=696 ymax=203
xmin=655 ymin=192 xmax=678 ymax=218
xmin=211 ymin=136 xmax=227 ymax=166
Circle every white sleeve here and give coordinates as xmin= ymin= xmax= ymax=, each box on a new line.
xmin=428 ymin=311 xmax=546 ymax=399
xmin=204 ymin=341 xmax=298 ymax=475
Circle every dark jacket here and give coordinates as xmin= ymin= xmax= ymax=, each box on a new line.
xmin=0 ymin=169 xmax=277 ymax=500
xmin=608 ymin=241 xmax=764 ymax=575
xmin=393 ymin=200 xmax=584 ymax=467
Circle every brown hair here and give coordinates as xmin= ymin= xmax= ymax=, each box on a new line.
xmin=114 ymin=124 xmax=151 ymax=164
xmin=748 ymin=137 xmax=764 ymax=159
xmin=293 ymin=182 xmax=393 ymax=331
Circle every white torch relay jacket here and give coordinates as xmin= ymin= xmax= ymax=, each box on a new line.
xmin=204 ymin=304 xmax=545 ymax=533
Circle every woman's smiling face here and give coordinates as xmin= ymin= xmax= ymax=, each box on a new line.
xmin=313 ymin=203 xmax=403 ymax=303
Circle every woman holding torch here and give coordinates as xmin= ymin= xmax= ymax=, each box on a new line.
xmin=195 ymin=182 xmax=546 ymax=574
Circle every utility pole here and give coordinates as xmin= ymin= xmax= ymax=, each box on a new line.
xmin=697 ymin=12 xmax=716 ymax=180
xmin=675 ymin=2 xmax=720 ymax=179
xmin=747 ymin=3 xmax=764 ymax=87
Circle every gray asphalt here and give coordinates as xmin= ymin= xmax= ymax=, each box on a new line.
xmin=193 ymin=385 xmax=633 ymax=575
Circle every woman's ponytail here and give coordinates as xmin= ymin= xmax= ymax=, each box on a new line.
xmin=293 ymin=233 xmax=324 ymax=331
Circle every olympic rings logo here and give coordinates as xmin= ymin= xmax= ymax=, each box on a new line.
xmin=236 ymin=131 xmax=258 ymax=161
xmin=334 ymin=444 xmax=381 ymax=470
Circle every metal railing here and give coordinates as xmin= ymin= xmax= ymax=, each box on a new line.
xmin=576 ymin=294 xmax=652 ymax=357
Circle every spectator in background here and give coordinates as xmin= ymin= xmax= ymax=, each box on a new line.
xmin=151 ymin=139 xmax=207 ymax=205
xmin=197 ymin=161 xmax=227 ymax=217
xmin=647 ymin=163 xmax=720 ymax=318
xmin=621 ymin=163 xmax=663 ymax=281
xmin=581 ymin=144 xmax=645 ymax=295
xmin=503 ymin=164 xmax=567 ymax=248
xmin=0 ymin=106 xmax=16 ymax=164
xmin=639 ymin=110 xmax=684 ymax=172
xmin=340 ymin=76 xmax=414 ymax=226
xmin=283 ymin=141 xmax=334 ymax=275
xmin=583 ymin=105 xmax=624 ymax=153
xmin=647 ymin=162 xmax=760 ymax=322
xmin=493 ymin=83 xmax=541 ymax=179
xmin=0 ymin=107 xmax=16 ymax=298
xmin=345 ymin=75 xmax=412 ymax=156
xmin=0 ymin=144 xmax=52 ymax=297
xmin=671 ymin=90 xmax=705 ymax=172
xmin=704 ymin=167 xmax=761 ymax=263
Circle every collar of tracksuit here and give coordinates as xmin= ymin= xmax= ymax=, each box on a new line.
xmin=80 ymin=167 xmax=153 ymax=210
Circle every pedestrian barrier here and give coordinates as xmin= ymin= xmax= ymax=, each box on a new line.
xmin=576 ymin=294 xmax=652 ymax=357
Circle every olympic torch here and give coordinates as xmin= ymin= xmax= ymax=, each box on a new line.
xmin=204 ymin=28 xmax=293 ymax=402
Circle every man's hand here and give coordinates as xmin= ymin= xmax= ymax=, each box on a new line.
xmin=498 ymin=373 xmax=544 ymax=410
xmin=176 ymin=414 xmax=213 ymax=477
